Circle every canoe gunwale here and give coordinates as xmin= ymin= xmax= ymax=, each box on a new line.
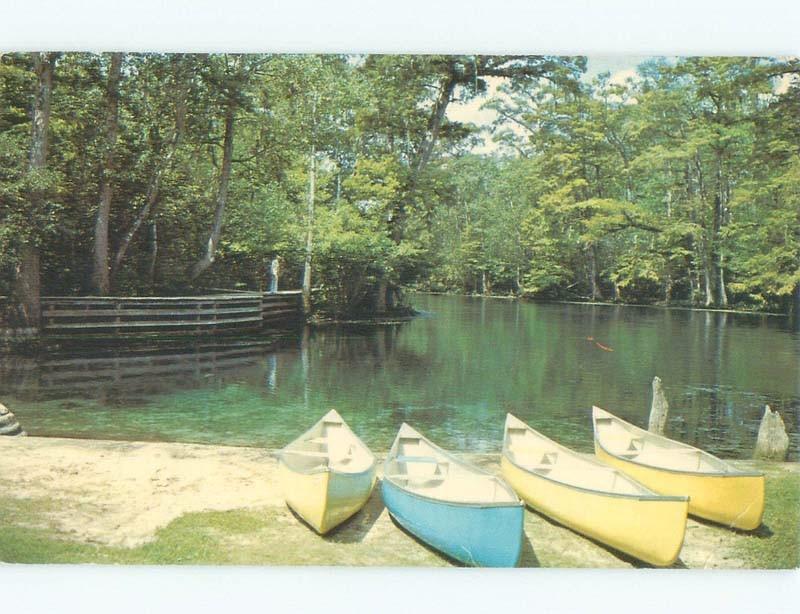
xmin=500 ymin=450 xmax=688 ymax=503
xmin=381 ymin=475 xmax=524 ymax=510
xmin=591 ymin=407 xmax=764 ymax=479
xmin=277 ymin=454 xmax=377 ymax=478
xmin=503 ymin=414 xmax=689 ymax=502
xmin=278 ymin=408 xmax=377 ymax=477
xmin=593 ymin=439 xmax=764 ymax=479
xmin=383 ymin=423 xmax=522 ymax=508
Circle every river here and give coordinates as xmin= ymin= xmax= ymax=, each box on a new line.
xmin=2 ymin=294 xmax=798 ymax=459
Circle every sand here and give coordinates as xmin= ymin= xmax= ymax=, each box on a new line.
xmin=0 ymin=436 xmax=281 ymax=547
xmin=0 ymin=435 xmax=796 ymax=567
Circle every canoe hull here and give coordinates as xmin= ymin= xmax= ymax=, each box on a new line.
xmin=279 ymin=462 xmax=376 ymax=534
xmin=595 ymin=444 xmax=765 ymax=530
xmin=501 ymin=456 xmax=688 ymax=566
xmin=381 ymin=479 xmax=524 ymax=567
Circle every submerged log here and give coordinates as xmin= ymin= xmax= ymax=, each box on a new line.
xmin=0 ymin=402 xmax=26 ymax=437
xmin=753 ymin=405 xmax=789 ymax=461
xmin=648 ymin=376 xmax=669 ymax=435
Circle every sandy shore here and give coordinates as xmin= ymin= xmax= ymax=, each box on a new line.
xmin=1 ymin=435 xmax=797 ymax=567
xmin=0 ymin=436 xmax=282 ymax=547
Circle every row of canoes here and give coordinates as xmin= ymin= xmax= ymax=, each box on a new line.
xmin=277 ymin=408 xmax=765 ymax=567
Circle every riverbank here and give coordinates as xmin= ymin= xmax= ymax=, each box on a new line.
xmin=413 ymin=290 xmax=793 ymax=318
xmin=1 ymin=436 xmax=797 ymax=567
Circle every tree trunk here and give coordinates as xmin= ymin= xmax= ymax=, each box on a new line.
xmin=664 ymin=267 xmax=673 ymax=305
xmin=375 ymin=280 xmax=388 ymax=313
xmin=302 ymin=140 xmax=316 ymax=314
xmin=703 ymin=251 xmax=715 ymax=308
xmin=113 ymin=96 xmax=185 ymax=276
xmin=415 ymin=75 xmax=457 ymax=174
xmin=13 ymin=52 xmax=56 ymax=329
xmin=189 ymin=100 xmax=236 ymax=281
xmin=92 ymin=52 xmax=123 ymax=295
xmin=147 ymin=221 xmax=158 ymax=290
xmin=718 ymin=252 xmax=729 ymax=307
xmin=113 ymin=174 xmax=160 ymax=274
xmin=13 ymin=244 xmax=41 ymax=330
xmin=712 ymin=193 xmax=728 ymax=307
xmin=794 ymin=282 xmax=800 ymax=317
xmin=589 ymin=244 xmax=602 ymax=300
xmin=387 ymin=71 xmax=458 ymax=246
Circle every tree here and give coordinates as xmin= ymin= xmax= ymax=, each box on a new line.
xmin=188 ymin=54 xmax=260 ymax=281
xmin=91 ymin=52 xmax=123 ymax=294
xmin=10 ymin=52 xmax=57 ymax=328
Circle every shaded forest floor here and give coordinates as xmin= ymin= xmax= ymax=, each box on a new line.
xmin=0 ymin=436 xmax=797 ymax=568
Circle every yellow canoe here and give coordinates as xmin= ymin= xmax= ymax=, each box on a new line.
xmin=278 ymin=409 xmax=377 ymax=534
xmin=501 ymin=414 xmax=688 ymax=567
xmin=592 ymin=406 xmax=765 ymax=530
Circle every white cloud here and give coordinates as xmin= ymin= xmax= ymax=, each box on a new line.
xmin=446 ymin=77 xmax=508 ymax=154
xmin=608 ymin=68 xmax=640 ymax=86
xmin=774 ymin=72 xmax=798 ymax=95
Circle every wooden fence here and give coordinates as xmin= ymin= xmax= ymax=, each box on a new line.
xmin=33 ymin=290 xmax=304 ymax=337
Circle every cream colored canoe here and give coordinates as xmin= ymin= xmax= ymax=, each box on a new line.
xmin=592 ymin=406 xmax=765 ymax=530
xmin=278 ymin=409 xmax=376 ymax=534
xmin=502 ymin=414 xmax=688 ymax=566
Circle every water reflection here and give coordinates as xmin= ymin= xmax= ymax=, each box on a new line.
xmin=1 ymin=295 xmax=798 ymax=460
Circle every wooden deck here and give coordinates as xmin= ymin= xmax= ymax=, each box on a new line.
xmin=1 ymin=290 xmax=304 ymax=338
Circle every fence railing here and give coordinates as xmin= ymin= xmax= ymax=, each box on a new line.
xmin=32 ymin=290 xmax=304 ymax=336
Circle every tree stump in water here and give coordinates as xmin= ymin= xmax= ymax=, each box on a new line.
xmin=0 ymin=402 xmax=26 ymax=437
xmin=753 ymin=405 xmax=789 ymax=461
xmin=648 ymin=376 xmax=669 ymax=435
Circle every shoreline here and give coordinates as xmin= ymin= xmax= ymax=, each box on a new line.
xmin=411 ymin=290 xmax=791 ymax=318
xmin=1 ymin=435 xmax=797 ymax=567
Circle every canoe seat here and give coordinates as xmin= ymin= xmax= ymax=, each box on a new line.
xmin=386 ymin=473 xmax=447 ymax=487
xmin=283 ymin=450 xmax=329 ymax=458
xmin=540 ymin=452 xmax=558 ymax=465
xmin=616 ymin=437 xmax=644 ymax=458
xmin=396 ymin=455 xmax=439 ymax=464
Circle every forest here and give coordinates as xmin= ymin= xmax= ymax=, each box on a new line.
xmin=1 ymin=53 xmax=798 ymax=324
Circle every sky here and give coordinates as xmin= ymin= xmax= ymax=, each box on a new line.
xmin=446 ymin=55 xmax=652 ymax=154
xmin=448 ymin=55 xmax=799 ymax=154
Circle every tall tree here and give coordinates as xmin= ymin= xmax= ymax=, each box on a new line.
xmin=112 ymin=54 xmax=190 ymax=279
xmin=189 ymin=97 xmax=236 ymax=281
xmin=188 ymin=54 xmax=257 ymax=281
xmin=12 ymin=52 xmax=57 ymax=328
xmin=91 ymin=52 xmax=123 ymax=294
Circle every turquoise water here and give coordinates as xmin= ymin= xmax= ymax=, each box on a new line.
xmin=3 ymin=294 xmax=798 ymax=459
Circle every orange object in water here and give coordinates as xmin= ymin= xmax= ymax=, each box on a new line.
xmin=586 ymin=336 xmax=614 ymax=352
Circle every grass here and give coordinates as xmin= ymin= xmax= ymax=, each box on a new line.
xmin=732 ymin=464 xmax=800 ymax=569
xmin=1 ymin=466 xmax=798 ymax=568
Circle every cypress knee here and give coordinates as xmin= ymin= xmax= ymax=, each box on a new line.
xmin=648 ymin=376 xmax=669 ymax=435
xmin=753 ymin=405 xmax=789 ymax=461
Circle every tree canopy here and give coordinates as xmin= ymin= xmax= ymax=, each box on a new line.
xmin=1 ymin=53 xmax=797 ymax=321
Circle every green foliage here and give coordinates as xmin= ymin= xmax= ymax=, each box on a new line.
xmin=0 ymin=54 xmax=797 ymax=313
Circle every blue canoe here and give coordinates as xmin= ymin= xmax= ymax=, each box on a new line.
xmin=382 ymin=424 xmax=525 ymax=567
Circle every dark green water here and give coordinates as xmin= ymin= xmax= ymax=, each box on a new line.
xmin=3 ymin=294 xmax=798 ymax=459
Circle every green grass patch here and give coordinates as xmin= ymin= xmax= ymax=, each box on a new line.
xmin=732 ymin=468 xmax=800 ymax=569
xmin=0 ymin=503 xmax=278 ymax=565
xmin=1 ymin=468 xmax=797 ymax=567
